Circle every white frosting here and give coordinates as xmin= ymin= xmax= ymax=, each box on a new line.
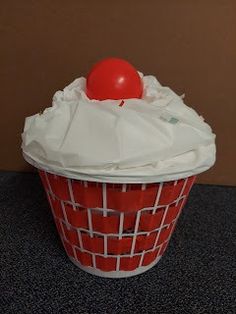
xmin=21 ymin=74 xmax=216 ymax=183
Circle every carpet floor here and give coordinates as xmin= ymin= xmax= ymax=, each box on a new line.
xmin=0 ymin=172 xmax=235 ymax=314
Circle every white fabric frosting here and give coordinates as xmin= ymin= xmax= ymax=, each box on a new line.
xmin=21 ymin=74 xmax=216 ymax=183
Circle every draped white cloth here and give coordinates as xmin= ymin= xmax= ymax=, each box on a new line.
xmin=22 ymin=74 xmax=216 ymax=183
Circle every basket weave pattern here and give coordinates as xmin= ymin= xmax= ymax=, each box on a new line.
xmin=39 ymin=170 xmax=196 ymax=275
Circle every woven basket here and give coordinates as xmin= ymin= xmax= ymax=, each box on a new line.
xmin=39 ymin=170 xmax=196 ymax=278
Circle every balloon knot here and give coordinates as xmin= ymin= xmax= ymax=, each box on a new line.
xmin=119 ymin=100 xmax=125 ymax=107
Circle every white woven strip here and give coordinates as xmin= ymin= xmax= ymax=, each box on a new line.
xmin=92 ymin=254 xmax=96 ymax=268
xmin=180 ymin=177 xmax=188 ymax=197
xmin=46 ymin=186 xmax=68 ymax=240
xmin=153 ymin=229 xmax=173 ymax=253
xmin=102 ymin=183 xmax=107 ymax=209
xmin=102 ymin=183 xmax=108 ymax=257
xmin=172 ymin=196 xmax=186 ymax=228
xmin=87 ymin=208 xmax=96 ymax=267
xmin=154 ymin=182 xmax=163 ymax=209
xmin=175 ymin=178 xmax=188 ymax=207
xmin=66 ymin=178 xmax=84 ymax=249
xmin=130 ymin=211 xmax=141 ymax=257
xmin=87 ymin=209 xmax=93 ymax=238
xmin=116 ymin=256 xmax=121 ymax=271
xmin=168 ymin=197 xmax=187 ymax=241
xmin=118 ymin=212 xmax=124 ymax=240
xmin=122 ymin=184 xmax=127 ymax=192
xmin=61 ymin=201 xmax=69 ymax=224
xmin=72 ymin=245 xmax=77 ymax=258
xmin=138 ymin=250 xmax=145 ymax=267
xmin=116 ymin=211 xmax=125 ymax=271
xmin=153 ymin=204 xmax=170 ymax=249
xmin=77 ymin=229 xmax=83 ymax=250
xmin=59 ymin=219 xmax=67 ymax=240
xmin=103 ymin=235 xmax=108 ymax=257
xmin=67 ymin=179 xmax=76 ymax=210
xmin=103 ymin=200 xmax=108 ymax=257
xmin=179 ymin=196 xmax=186 ymax=212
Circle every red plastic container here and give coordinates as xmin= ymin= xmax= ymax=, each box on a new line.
xmin=39 ymin=170 xmax=196 ymax=278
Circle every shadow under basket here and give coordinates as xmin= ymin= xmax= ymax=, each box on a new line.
xmin=39 ymin=170 xmax=196 ymax=278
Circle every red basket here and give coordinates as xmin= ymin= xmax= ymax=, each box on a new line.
xmin=39 ymin=170 xmax=196 ymax=278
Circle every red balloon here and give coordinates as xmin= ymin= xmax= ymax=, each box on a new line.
xmin=86 ymin=58 xmax=143 ymax=100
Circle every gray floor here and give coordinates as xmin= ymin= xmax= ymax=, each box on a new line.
xmin=0 ymin=172 xmax=235 ymax=314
